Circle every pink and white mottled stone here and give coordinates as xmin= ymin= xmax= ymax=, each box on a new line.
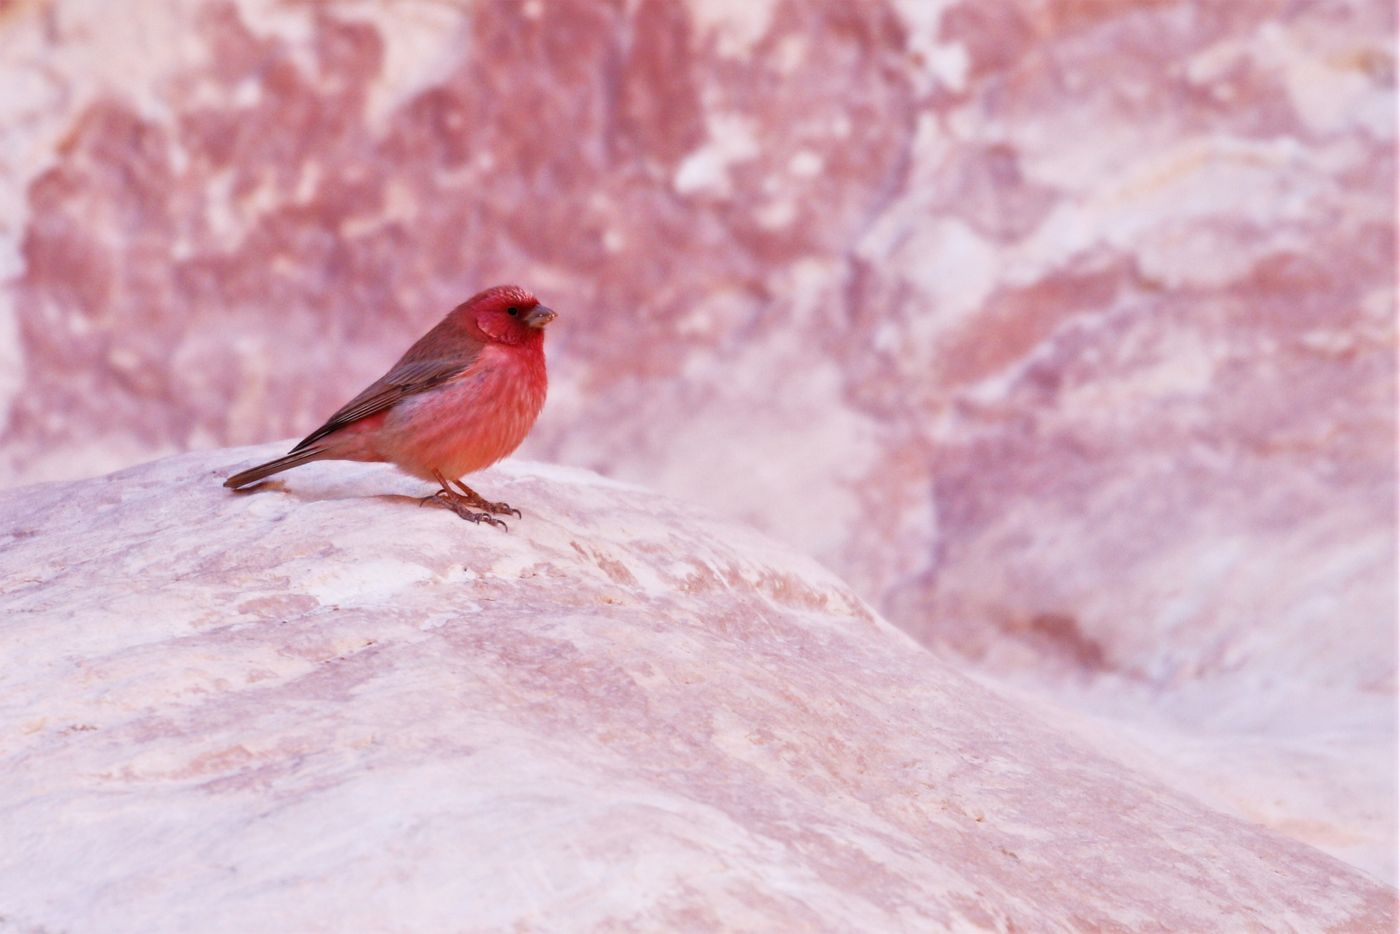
xmin=0 ymin=448 xmax=1393 ymax=931
xmin=0 ymin=0 xmax=1393 ymax=882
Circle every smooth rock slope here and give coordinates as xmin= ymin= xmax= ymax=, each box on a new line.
xmin=0 ymin=447 xmax=1393 ymax=931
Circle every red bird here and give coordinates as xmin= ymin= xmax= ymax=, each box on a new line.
xmin=224 ymin=284 xmax=557 ymax=529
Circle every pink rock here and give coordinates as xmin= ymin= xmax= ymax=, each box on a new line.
xmin=0 ymin=447 xmax=1393 ymax=930
xmin=0 ymin=0 xmax=1393 ymax=883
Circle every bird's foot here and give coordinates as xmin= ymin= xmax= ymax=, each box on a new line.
xmin=465 ymin=497 xmax=521 ymax=518
xmin=424 ymin=489 xmax=509 ymax=530
xmin=449 ymin=478 xmax=522 ymax=519
xmin=425 ymin=470 xmax=518 ymax=527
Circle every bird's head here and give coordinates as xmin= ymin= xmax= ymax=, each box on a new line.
xmin=462 ymin=284 xmax=557 ymax=346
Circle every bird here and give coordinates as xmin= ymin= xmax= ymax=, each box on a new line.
xmin=223 ymin=284 xmax=557 ymax=530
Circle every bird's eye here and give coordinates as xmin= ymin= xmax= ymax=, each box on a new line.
xmin=507 ymin=306 xmax=520 ymax=317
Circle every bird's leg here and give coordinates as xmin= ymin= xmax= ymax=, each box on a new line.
xmin=448 ymin=477 xmax=523 ymax=519
xmin=423 ymin=469 xmax=509 ymax=530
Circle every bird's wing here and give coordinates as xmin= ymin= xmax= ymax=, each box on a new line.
xmin=291 ymin=326 xmax=484 ymax=452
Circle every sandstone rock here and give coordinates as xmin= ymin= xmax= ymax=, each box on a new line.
xmin=1 ymin=0 xmax=1393 ymax=883
xmin=0 ymin=447 xmax=1393 ymax=930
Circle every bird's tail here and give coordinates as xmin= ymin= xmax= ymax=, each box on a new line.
xmin=223 ymin=447 xmax=326 ymax=489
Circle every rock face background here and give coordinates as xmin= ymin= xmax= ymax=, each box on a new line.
xmin=0 ymin=449 xmax=1395 ymax=931
xmin=1 ymin=0 xmax=1395 ymax=889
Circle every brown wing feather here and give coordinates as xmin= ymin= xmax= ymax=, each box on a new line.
xmin=291 ymin=320 xmax=484 ymax=453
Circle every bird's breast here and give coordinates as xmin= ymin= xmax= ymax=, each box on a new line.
xmin=380 ymin=344 xmax=548 ymax=480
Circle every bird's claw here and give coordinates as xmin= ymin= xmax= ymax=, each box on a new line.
xmin=483 ymin=501 xmax=522 ymax=519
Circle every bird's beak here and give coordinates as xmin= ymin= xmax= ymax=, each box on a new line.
xmin=524 ymin=305 xmax=557 ymax=329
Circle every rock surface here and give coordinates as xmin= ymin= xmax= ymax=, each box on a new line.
xmin=0 ymin=447 xmax=1394 ymax=931
xmin=1 ymin=0 xmax=1394 ymax=883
